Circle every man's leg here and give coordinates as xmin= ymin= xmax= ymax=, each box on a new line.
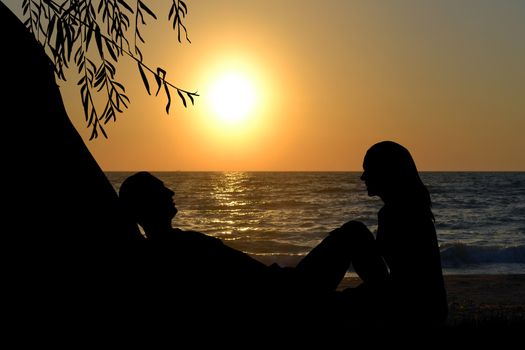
xmin=296 ymin=221 xmax=388 ymax=291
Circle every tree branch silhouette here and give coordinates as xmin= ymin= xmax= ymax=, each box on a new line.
xmin=21 ymin=0 xmax=198 ymax=139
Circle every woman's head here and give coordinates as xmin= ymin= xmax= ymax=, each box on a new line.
xmin=361 ymin=141 xmax=432 ymax=211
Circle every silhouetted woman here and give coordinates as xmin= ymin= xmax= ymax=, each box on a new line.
xmin=293 ymin=141 xmax=447 ymax=328
xmin=358 ymin=140 xmax=447 ymax=327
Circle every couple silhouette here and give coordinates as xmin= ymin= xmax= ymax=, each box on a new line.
xmin=119 ymin=141 xmax=448 ymax=333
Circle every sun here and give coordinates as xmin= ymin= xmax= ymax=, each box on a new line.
xmin=208 ymin=72 xmax=257 ymax=124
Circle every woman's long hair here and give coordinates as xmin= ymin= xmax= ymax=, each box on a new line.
xmin=364 ymin=141 xmax=434 ymax=220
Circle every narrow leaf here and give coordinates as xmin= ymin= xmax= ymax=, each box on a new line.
xmin=137 ymin=62 xmax=151 ymax=95
xmin=82 ymin=97 xmax=89 ymax=122
xmin=168 ymin=4 xmax=175 ymax=20
xmin=89 ymin=108 xmax=96 ymax=127
xmin=95 ymin=63 xmax=105 ymax=79
xmin=101 ymin=102 xmax=111 ymax=121
xmin=74 ymin=46 xmax=83 ymax=65
xmin=113 ymin=81 xmax=126 ymax=92
xmin=87 ymin=58 xmax=97 ymax=73
xmin=177 ymin=89 xmax=187 ymax=108
xmin=47 ymin=15 xmax=56 ymax=42
xmin=155 ymin=76 xmax=162 ymax=96
xmin=22 ymin=0 xmax=29 ymax=15
xmin=121 ymin=94 xmax=130 ymax=105
xmin=122 ymin=15 xmax=130 ymax=28
xmin=105 ymin=60 xmax=116 ymax=76
xmin=95 ymin=27 xmax=103 ymax=58
xmin=138 ymin=11 xmax=145 ymax=25
xmin=180 ymin=1 xmax=188 ymax=14
xmin=100 ymin=125 xmax=108 ymax=139
xmin=85 ymin=24 xmax=93 ymax=51
xmin=55 ymin=20 xmax=63 ymax=53
xmin=78 ymin=60 xmax=85 ymax=74
xmin=105 ymin=39 xmax=118 ymax=61
xmin=65 ymin=26 xmax=73 ymax=62
xmin=164 ymin=83 xmax=171 ymax=114
xmin=138 ymin=1 xmax=157 ymax=19
xmin=117 ymin=0 xmax=133 ymax=13
xmin=114 ymin=100 xmax=123 ymax=113
xmin=136 ymin=28 xmax=145 ymax=43
xmin=105 ymin=108 xmax=115 ymax=123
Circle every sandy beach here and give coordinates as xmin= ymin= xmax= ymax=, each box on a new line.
xmin=340 ymin=274 xmax=525 ymax=330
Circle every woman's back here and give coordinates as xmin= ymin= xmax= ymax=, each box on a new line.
xmin=377 ymin=203 xmax=448 ymax=326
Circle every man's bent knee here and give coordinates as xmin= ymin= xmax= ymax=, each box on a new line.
xmin=330 ymin=221 xmax=373 ymax=246
xmin=340 ymin=220 xmax=369 ymax=233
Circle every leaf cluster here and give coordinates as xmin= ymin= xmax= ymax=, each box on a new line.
xmin=22 ymin=0 xmax=198 ymax=139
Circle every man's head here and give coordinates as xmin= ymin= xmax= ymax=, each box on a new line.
xmin=119 ymin=172 xmax=177 ymax=230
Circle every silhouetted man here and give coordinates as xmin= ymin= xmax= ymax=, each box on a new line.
xmin=118 ymin=171 xmax=388 ymax=333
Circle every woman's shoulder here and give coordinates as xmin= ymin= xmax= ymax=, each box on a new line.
xmin=381 ymin=202 xmax=431 ymax=217
xmin=379 ymin=204 xmax=435 ymax=232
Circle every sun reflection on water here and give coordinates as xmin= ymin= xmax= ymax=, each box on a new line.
xmin=211 ymin=172 xmax=253 ymax=237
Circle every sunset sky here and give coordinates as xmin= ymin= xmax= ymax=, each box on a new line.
xmin=5 ymin=0 xmax=525 ymax=171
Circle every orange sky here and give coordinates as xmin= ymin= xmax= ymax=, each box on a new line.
xmin=5 ymin=0 xmax=525 ymax=171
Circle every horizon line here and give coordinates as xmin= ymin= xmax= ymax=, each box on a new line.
xmin=102 ymin=169 xmax=525 ymax=173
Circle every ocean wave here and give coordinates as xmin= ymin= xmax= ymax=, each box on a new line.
xmin=440 ymin=243 xmax=525 ymax=267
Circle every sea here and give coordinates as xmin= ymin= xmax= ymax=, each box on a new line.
xmin=107 ymin=172 xmax=525 ymax=276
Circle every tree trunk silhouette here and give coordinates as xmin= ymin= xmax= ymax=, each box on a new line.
xmin=1 ymin=3 xmax=142 ymax=246
xmin=1 ymin=3 xmax=149 ymax=335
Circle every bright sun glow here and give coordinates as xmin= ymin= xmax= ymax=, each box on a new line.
xmin=208 ymin=73 xmax=257 ymax=124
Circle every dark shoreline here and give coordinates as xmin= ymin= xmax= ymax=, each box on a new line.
xmin=340 ymin=274 xmax=525 ymax=329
